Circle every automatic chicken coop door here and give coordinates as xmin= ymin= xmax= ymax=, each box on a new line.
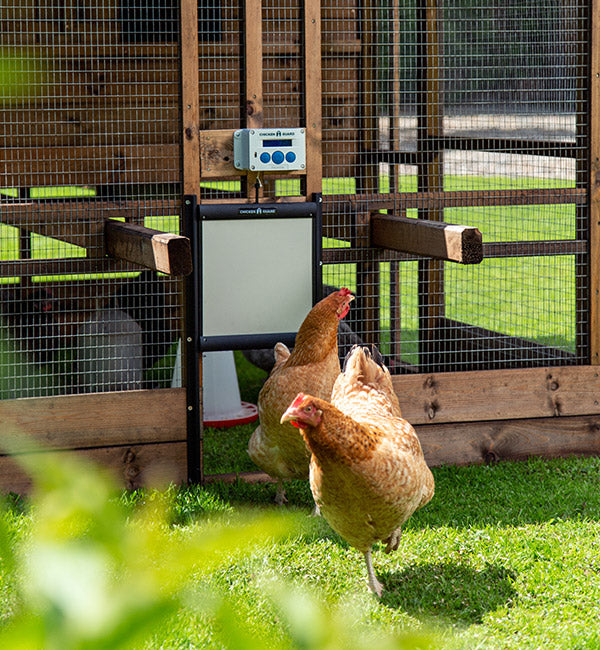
xmin=194 ymin=198 xmax=322 ymax=351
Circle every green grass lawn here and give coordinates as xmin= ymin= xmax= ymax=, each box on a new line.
xmin=2 ymin=431 xmax=600 ymax=649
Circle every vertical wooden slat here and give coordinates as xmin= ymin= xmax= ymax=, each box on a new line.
xmin=181 ymin=0 xmax=201 ymax=195
xmin=589 ymin=0 xmax=600 ymax=363
xmin=244 ymin=0 xmax=264 ymax=200
xmin=304 ymin=0 xmax=323 ymax=198
xmin=388 ymin=0 xmax=402 ymax=359
xmin=356 ymin=0 xmax=380 ymax=346
xmin=180 ymin=0 xmax=203 ymax=483
xmin=416 ymin=0 xmax=445 ymax=373
xmin=391 ymin=0 xmax=402 ymax=193
xmin=245 ymin=0 xmax=264 ymax=130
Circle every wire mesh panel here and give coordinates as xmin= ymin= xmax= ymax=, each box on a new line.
xmin=1 ymin=1 xmax=182 ymax=398
xmin=321 ymin=0 xmax=590 ymax=373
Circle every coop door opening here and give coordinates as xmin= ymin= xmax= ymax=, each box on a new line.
xmin=199 ymin=202 xmax=321 ymax=350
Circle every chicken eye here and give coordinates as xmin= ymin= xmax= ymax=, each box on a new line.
xmin=305 ymin=406 xmax=313 ymax=413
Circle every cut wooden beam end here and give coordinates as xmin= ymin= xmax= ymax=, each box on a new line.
xmin=371 ymin=213 xmax=483 ymax=264
xmin=105 ymin=219 xmax=193 ymax=276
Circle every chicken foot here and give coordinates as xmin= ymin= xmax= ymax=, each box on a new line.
xmin=363 ymin=549 xmax=383 ymax=598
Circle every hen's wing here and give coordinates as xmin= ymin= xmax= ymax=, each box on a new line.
xmin=249 ymin=353 xmax=341 ymax=480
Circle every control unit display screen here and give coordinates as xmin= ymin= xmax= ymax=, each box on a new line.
xmin=263 ymin=139 xmax=293 ymax=147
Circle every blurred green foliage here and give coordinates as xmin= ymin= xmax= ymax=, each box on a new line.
xmin=0 ymin=444 xmax=435 ymax=649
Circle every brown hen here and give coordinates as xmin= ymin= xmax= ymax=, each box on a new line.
xmin=248 ymin=288 xmax=354 ymax=504
xmin=280 ymin=346 xmax=434 ymax=597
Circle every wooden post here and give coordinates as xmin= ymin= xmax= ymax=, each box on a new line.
xmin=416 ymin=0 xmax=445 ymax=373
xmin=244 ymin=0 xmax=264 ymax=200
xmin=356 ymin=0 xmax=380 ymax=347
xmin=180 ymin=0 xmax=203 ymax=484
xmin=588 ymin=0 xmax=600 ymax=363
xmin=304 ymin=0 xmax=323 ymax=198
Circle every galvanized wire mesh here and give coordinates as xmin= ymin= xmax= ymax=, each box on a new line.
xmin=322 ymin=0 xmax=589 ymax=372
xmin=0 ymin=0 xmax=593 ymax=402
xmin=1 ymin=0 xmax=182 ymax=398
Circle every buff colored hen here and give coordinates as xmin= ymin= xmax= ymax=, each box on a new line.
xmin=248 ymin=288 xmax=354 ymax=504
xmin=281 ymin=345 xmax=434 ymax=597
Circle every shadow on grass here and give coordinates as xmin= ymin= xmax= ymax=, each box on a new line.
xmin=380 ymin=562 xmax=517 ymax=625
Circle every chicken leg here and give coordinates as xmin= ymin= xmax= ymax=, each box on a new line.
xmin=363 ymin=549 xmax=383 ymax=598
xmin=274 ymin=479 xmax=288 ymax=506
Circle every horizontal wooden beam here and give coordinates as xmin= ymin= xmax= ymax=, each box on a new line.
xmin=417 ymin=415 xmax=600 ymax=468
xmin=372 ymin=213 xmax=483 ymax=264
xmin=0 ymin=144 xmax=179 ymax=188
xmin=0 ymin=388 xmax=186 ymax=452
xmin=105 ymin=220 xmax=192 ymax=276
xmin=322 ymin=239 xmax=587 ymax=264
xmin=0 ymin=441 xmax=187 ymax=494
xmin=323 ymin=187 xmax=587 ymax=212
xmin=0 ymin=257 xmax=136 ymax=278
xmin=393 ymin=365 xmax=600 ymax=426
xmin=1 ymin=199 xmax=179 ymax=252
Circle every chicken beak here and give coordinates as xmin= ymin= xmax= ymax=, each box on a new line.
xmin=280 ymin=406 xmax=297 ymax=425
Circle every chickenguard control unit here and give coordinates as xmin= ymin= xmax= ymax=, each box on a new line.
xmin=233 ymin=128 xmax=306 ymax=172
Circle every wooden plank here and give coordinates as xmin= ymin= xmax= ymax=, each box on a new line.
xmin=0 ymin=441 xmax=187 ymax=494
xmin=428 ymin=136 xmax=581 ymax=159
xmin=104 ymin=220 xmax=192 ymax=276
xmin=415 ymin=0 xmax=445 ymax=372
xmin=416 ymin=415 xmax=600 ymax=468
xmin=323 ymin=240 xmax=587 ymax=265
xmin=323 ymin=188 xmax=588 ymax=211
xmin=200 ymin=130 xmax=241 ymax=178
xmin=304 ymin=0 xmax=323 ymax=197
xmin=354 ymin=0 xmax=380 ymax=345
xmin=390 ymin=0 xmax=401 ymax=194
xmin=0 ymin=144 xmax=179 ymax=189
xmin=1 ymin=199 xmax=180 ymax=253
xmin=0 ymin=258 xmax=136 ymax=278
xmin=245 ymin=0 xmax=264 ymax=130
xmin=372 ymin=213 xmax=483 ymax=264
xmin=180 ymin=0 xmax=201 ymax=197
xmin=0 ymin=388 xmax=186 ymax=451
xmin=589 ymin=0 xmax=600 ymax=363
xmin=392 ymin=365 xmax=600 ymax=426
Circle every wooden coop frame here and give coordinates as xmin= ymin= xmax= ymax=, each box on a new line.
xmin=1 ymin=0 xmax=600 ymax=491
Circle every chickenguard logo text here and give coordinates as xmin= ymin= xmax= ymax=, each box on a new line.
xmin=238 ymin=207 xmax=278 ymax=216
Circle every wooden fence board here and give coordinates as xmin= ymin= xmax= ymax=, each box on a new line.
xmin=0 ymin=441 xmax=187 ymax=494
xmin=0 ymin=388 xmax=186 ymax=451
xmin=416 ymin=415 xmax=600 ymax=467
xmin=393 ymin=365 xmax=600 ymax=425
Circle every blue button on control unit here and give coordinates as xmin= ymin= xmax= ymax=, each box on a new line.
xmin=285 ymin=151 xmax=297 ymax=163
xmin=271 ymin=150 xmax=285 ymax=164
xmin=259 ymin=152 xmax=271 ymax=164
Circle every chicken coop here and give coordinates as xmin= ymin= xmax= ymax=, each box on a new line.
xmin=1 ymin=0 xmax=600 ymax=491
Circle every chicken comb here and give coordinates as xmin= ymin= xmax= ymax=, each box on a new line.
xmin=290 ymin=392 xmax=307 ymax=408
xmin=338 ymin=287 xmax=353 ymax=296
